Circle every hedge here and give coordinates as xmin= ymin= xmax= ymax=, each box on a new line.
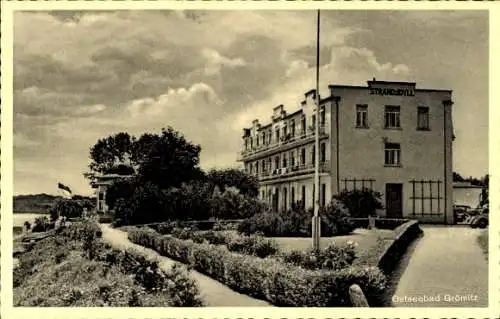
xmin=128 ymin=227 xmax=386 ymax=307
xmin=377 ymin=220 xmax=423 ymax=275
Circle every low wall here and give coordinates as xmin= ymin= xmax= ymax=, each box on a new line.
xmin=377 ymin=220 xmax=423 ymax=275
xmin=349 ymin=217 xmax=410 ymax=230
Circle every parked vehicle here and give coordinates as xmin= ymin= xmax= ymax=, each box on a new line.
xmin=469 ymin=206 xmax=488 ymax=229
xmin=453 ymin=204 xmax=471 ymax=223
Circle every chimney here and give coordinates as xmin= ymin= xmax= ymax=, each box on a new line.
xmin=305 ymin=89 xmax=317 ymax=100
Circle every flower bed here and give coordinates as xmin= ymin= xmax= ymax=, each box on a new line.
xmin=128 ymin=227 xmax=387 ymax=307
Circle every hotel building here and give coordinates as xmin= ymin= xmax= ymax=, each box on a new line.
xmin=238 ymin=79 xmax=454 ymax=224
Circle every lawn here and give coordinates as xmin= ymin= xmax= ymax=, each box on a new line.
xmin=272 ymin=228 xmax=396 ymax=266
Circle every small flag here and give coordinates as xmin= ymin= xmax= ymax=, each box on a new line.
xmin=58 ymin=182 xmax=72 ymax=195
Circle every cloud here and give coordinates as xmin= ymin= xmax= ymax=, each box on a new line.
xmin=12 ymin=10 xmax=488 ymax=195
xmin=234 ymin=45 xmax=412 ymax=132
xmin=201 ymin=48 xmax=247 ymax=76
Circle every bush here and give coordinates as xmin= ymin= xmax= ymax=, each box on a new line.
xmin=238 ymin=211 xmax=285 ymax=236
xmin=238 ymin=201 xmax=355 ymax=237
xmin=170 ymin=229 xmax=279 ymax=258
xmin=333 ymin=189 xmax=383 ymax=218
xmin=128 ymin=227 xmax=386 ymax=306
xmin=98 ymin=248 xmax=203 ymax=306
xmin=49 ymin=199 xmax=84 ymax=221
xmin=149 ymin=221 xmax=178 ymax=234
xmin=226 ymin=234 xmax=279 ymax=258
xmin=280 ymin=242 xmax=357 ymax=270
xmin=31 ymin=216 xmax=54 ymax=232
xmin=210 ymin=187 xmax=267 ymax=220
xmin=320 ymin=201 xmax=355 ymax=236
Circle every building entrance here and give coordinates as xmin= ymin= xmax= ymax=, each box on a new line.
xmin=386 ymin=183 xmax=403 ymax=218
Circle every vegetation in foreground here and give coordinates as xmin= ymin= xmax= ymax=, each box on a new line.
xmin=127 ymin=226 xmax=387 ymax=307
xmin=14 ymin=221 xmax=203 ymax=307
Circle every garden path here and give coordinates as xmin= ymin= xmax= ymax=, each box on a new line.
xmin=99 ymin=223 xmax=272 ymax=307
xmin=391 ymin=225 xmax=488 ymax=307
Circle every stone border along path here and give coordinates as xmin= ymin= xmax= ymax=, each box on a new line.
xmin=99 ymin=224 xmax=272 ymax=307
xmin=391 ymin=225 xmax=488 ymax=307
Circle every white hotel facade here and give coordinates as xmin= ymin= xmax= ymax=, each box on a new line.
xmin=239 ymin=79 xmax=455 ymax=224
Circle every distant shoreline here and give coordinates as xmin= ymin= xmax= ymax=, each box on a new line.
xmin=14 ymin=211 xmax=50 ymax=215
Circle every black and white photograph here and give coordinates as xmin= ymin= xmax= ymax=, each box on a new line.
xmin=3 ymin=3 xmax=496 ymax=316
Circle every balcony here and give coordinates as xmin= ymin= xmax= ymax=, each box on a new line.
xmin=239 ymin=125 xmax=328 ymax=161
xmin=254 ymin=161 xmax=331 ymax=182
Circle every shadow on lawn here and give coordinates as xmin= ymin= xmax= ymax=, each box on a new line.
xmin=380 ymin=232 xmax=424 ymax=307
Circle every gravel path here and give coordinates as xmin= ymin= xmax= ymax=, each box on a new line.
xmin=100 ymin=224 xmax=272 ymax=307
xmin=391 ymin=225 xmax=488 ymax=307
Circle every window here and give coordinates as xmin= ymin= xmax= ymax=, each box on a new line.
xmin=261 ymin=190 xmax=265 ymax=199
xmin=261 ymin=160 xmax=265 ymax=173
xmin=245 ymin=139 xmax=248 ymax=151
xmin=283 ymin=123 xmax=288 ymax=137
xmin=417 ymin=106 xmax=430 ymax=130
xmin=300 ymin=148 xmax=306 ymax=165
xmin=321 ymin=184 xmax=326 ymax=207
xmin=385 ymin=106 xmax=401 ymax=128
xmin=384 ymin=143 xmax=401 ymax=166
xmin=250 ymin=138 xmax=253 ymax=149
xmin=291 ymin=151 xmax=296 ymax=167
xmin=320 ymin=106 xmax=325 ymax=126
xmin=301 ymin=116 xmax=306 ymax=134
xmin=311 ymin=114 xmax=316 ymax=130
xmin=275 ymin=156 xmax=280 ymax=170
xmin=356 ymin=104 xmax=368 ymax=128
xmin=291 ymin=187 xmax=295 ymax=205
xmin=262 ymin=132 xmax=266 ymax=145
xmin=268 ymin=130 xmax=272 ymax=144
xmin=99 ymin=192 xmax=104 ymax=201
xmin=255 ymin=162 xmax=259 ymax=174
xmin=283 ymin=153 xmax=287 ymax=168
xmin=290 ymin=119 xmax=295 ymax=137
xmin=311 ymin=145 xmax=316 ymax=164
xmin=320 ymin=143 xmax=326 ymax=163
xmin=302 ymin=185 xmax=306 ymax=208
xmin=275 ymin=128 xmax=280 ymax=143
xmin=283 ymin=188 xmax=288 ymax=211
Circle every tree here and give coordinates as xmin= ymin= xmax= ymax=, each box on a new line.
xmin=453 ymin=171 xmax=465 ymax=182
xmin=85 ymin=127 xmax=204 ymax=190
xmin=85 ymin=132 xmax=136 ymax=186
xmin=105 ymin=177 xmax=138 ymax=211
xmin=136 ymin=127 xmax=204 ymax=189
xmin=206 ymin=168 xmax=259 ymax=197
xmin=113 ymin=182 xmax=168 ymax=226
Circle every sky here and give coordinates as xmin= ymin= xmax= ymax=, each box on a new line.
xmin=13 ymin=10 xmax=489 ymax=196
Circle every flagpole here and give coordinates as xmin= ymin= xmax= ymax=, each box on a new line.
xmin=312 ymin=9 xmax=321 ymax=251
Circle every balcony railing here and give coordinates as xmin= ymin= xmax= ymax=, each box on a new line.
xmin=250 ymin=161 xmax=330 ymax=181
xmin=240 ymin=125 xmax=327 ymax=159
